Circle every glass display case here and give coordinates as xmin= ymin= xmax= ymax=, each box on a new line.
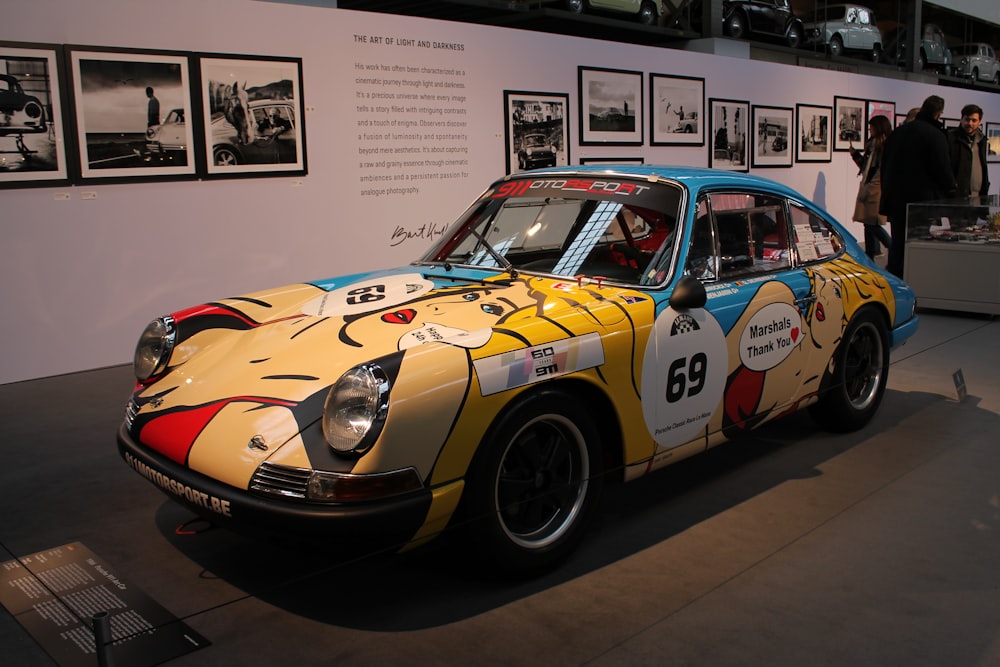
xmin=904 ymin=195 xmax=1000 ymax=315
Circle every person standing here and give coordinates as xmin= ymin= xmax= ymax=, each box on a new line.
xmin=146 ymin=86 xmax=160 ymax=128
xmin=850 ymin=114 xmax=893 ymax=259
xmin=947 ymin=104 xmax=990 ymax=200
xmin=879 ymin=95 xmax=957 ymax=278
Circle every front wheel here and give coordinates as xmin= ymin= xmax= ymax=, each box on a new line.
xmin=829 ymin=34 xmax=844 ymax=57
xmin=565 ymin=0 xmax=585 ymax=13
xmin=463 ymin=391 xmax=604 ymax=575
xmin=725 ymin=13 xmax=747 ymax=40
xmin=870 ymin=44 xmax=882 ymax=62
xmin=213 ymin=145 xmax=240 ymax=166
xmin=638 ymin=1 xmax=657 ymax=25
xmin=786 ymin=24 xmax=804 ymax=49
xmin=809 ymin=309 xmax=889 ymax=432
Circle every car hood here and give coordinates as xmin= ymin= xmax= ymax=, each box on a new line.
xmin=129 ymin=266 xmax=644 ymax=488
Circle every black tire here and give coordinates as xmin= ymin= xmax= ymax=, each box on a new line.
xmin=829 ymin=34 xmax=844 ymax=57
xmin=638 ymin=1 xmax=657 ymax=25
xmin=917 ymin=51 xmax=926 ymax=71
xmin=725 ymin=13 xmax=746 ymax=40
xmin=463 ymin=390 xmax=603 ymax=575
xmin=213 ymin=145 xmax=240 ymax=166
xmin=972 ymin=67 xmax=980 ymax=81
xmin=786 ymin=23 xmax=803 ymax=49
xmin=565 ymin=0 xmax=584 ymax=13
xmin=23 ymin=99 xmax=43 ymax=120
xmin=809 ymin=308 xmax=889 ymax=432
xmin=871 ymin=44 xmax=882 ymax=63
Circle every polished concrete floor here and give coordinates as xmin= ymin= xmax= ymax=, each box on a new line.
xmin=2 ymin=309 xmax=1000 ymax=666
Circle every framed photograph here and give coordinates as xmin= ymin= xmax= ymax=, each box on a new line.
xmin=751 ymin=105 xmax=793 ymax=168
xmin=649 ymin=73 xmax=704 ymax=146
xmin=504 ymin=90 xmax=569 ymax=174
xmin=199 ymin=55 xmax=306 ymax=178
xmin=1 ymin=42 xmax=71 ymax=188
xmin=833 ymin=96 xmax=866 ymax=151
xmin=578 ymin=66 xmax=642 ymax=145
xmin=942 ymin=117 xmax=960 ymax=130
xmin=708 ymin=98 xmax=749 ymax=171
xmin=579 ymin=156 xmax=645 ymax=165
xmin=867 ymin=99 xmax=895 ymax=125
xmin=986 ymin=122 xmax=1000 ymax=164
xmin=795 ymin=104 xmax=832 ymax=163
xmin=67 ymin=46 xmax=197 ymax=182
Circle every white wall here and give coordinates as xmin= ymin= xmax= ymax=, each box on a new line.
xmin=2 ymin=0 xmax=997 ymax=384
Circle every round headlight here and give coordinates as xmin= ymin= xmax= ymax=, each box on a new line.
xmin=134 ymin=317 xmax=176 ymax=381
xmin=322 ymin=364 xmax=389 ymax=454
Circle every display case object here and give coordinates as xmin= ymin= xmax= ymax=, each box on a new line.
xmin=904 ymin=195 xmax=1000 ymax=315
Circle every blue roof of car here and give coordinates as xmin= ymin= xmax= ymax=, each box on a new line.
xmin=514 ymin=164 xmax=806 ymax=200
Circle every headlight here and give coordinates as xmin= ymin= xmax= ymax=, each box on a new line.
xmin=134 ymin=317 xmax=175 ymax=381
xmin=322 ymin=364 xmax=389 ymax=455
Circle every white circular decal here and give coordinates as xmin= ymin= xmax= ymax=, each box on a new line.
xmin=641 ymin=307 xmax=727 ymax=450
xmin=302 ymin=274 xmax=434 ymax=317
xmin=738 ymin=302 xmax=802 ymax=372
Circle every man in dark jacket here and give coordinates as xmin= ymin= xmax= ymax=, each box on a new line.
xmin=947 ymin=104 xmax=990 ymax=199
xmin=879 ymin=94 xmax=958 ymax=278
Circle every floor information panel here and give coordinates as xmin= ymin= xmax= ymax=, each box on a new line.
xmin=1 ymin=542 xmax=209 ymax=666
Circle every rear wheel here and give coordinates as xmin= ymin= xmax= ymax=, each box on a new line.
xmin=829 ymin=34 xmax=844 ymax=57
xmin=786 ymin=24 xmax=804 ymax=49
xmin=725 ymin=13 xmax=747 ymax=40
xmin=463 ymin=391 xmax=604 ymax=575
xmin=809 ymin=308 xmax=889 ymax=432
xmin=972 ymin=66 xmax=980 ymax=81
xmin=638 ymin=0 xmax=657 ymax=25
xmin=565 ymin=0 xmax=584 ymax=13
xmin=870 ymin=44 xmax=882 ymax=62
xmin=213 ymin=145 xmax=240 ymax=166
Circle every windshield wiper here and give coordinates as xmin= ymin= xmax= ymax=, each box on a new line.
xmin=469 ymin=226 xmax=518 ymax=280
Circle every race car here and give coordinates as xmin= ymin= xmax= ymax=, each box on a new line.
xmin=118 ymin=165 xmax=918 ymax=574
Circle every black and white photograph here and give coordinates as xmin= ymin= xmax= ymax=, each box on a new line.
xmin=200 ymin=55 xmax=306 ymax=178
xmin=709 ymin=98 xmax=748 ymax=171
xmin=579 ymin=156 xmax=644 ymax=165
xmin=987 ymin=122 xmax=1000 ymax=163
xmin=1 ymin=42 xmax=70 ymax=188
xmin=751 ymin=105 xmax=793 ymax=168
xmin=68 ymin=47 xmax=196 ymax=182
xmin=795 ymin=103 xmax=832 ymax=163
xmin=833 ymin=96 xmax=866 ymax=152
xmin=867 ymin=99 xmax=895 ymax=126
xmin=649 ymin=73 xmax=704 ymax=146
xmin=579 ymin=66 xmax=642 ymax=145
xmin=504 ymin=90 xmax=569 ymax=174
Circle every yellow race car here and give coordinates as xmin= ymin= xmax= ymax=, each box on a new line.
xmin=118 ymin=166 xmax=918 ymax=574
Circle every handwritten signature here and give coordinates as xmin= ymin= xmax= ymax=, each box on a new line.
xmin=390 ymin=222 xmax=448 ymax=247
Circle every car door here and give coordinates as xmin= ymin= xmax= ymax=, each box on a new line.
xmin=684 ymin=191 xmax=827 ymax=438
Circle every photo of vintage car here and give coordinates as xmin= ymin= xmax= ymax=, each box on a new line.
xmin=952 ymin=42 xmax=1000 ymax=84
xmin=211 ymin=99 xmax=297 ymax=166
xmin=0 ymin=73 xmax=46 ymax=131
xmin=802 ymin=3 xmax=882 ymax=62
xmin=517 ymin=133 xmax=557 ymax=169
xmin=722 ymin=0 xmax=806 ymax=48
xmin=118 ymin=165 xmax=918 ymax=575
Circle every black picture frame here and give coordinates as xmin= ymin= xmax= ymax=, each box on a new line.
xmin=833 ymin=96 xmax=866 ymax=152
xmin=579 ymin=156 xmax=645 ymax=165
xmin=1 ymin=41 xmax=72 ymax=189
xmin=198 ymin=54 xmax=306 ymax=179
xmin=578 ymin=66 xmax=643 ymax=146
xmin=867 ymin=99 xmax=895 ymax=126
xmin=66 ymin=45 xmax=198 ymax=183
xmin=708 ymin=98 xmax=749 ymax=172
xmin=503 ymin=90 xmax=570 ymax=174
xmin=751 ymin=105 xmax=793 ymax=168
xmin=649 ymin=73 xmax=704 ymax=146
xmin=987 ymin=122 xmax=1000 ymax=164
xmin=795 ymin=103 xmax=832 ymax=163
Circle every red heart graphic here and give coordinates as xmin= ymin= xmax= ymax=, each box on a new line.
xmin=791 ymin=327 xmax=799 ymax=342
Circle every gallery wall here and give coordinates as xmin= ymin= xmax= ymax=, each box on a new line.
xmin=2 ymin=0 xmax=998 ymax=385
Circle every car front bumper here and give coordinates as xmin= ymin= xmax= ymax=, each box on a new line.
xmin=117 ymin=423 xmax=433 ymax=551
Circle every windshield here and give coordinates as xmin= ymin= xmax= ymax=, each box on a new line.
xmin=421 ymin=176 xmax=685 ymax=286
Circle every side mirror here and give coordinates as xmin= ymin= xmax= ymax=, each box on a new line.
xmin=669 ymin=274 xmax=708 ymax=310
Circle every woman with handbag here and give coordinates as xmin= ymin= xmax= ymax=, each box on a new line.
xmin=850 ymin=114 xmax=893 ymax=259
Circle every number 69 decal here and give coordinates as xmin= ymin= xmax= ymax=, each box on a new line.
xmin=302 ymin=273 xmax=434 ymax=317
xmin=641 ymin=308 xmax=727 ymax=450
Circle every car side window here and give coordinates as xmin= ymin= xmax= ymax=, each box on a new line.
xmin=685 ymin=198 xmax=718 ymax=281
xmin=788 ymin=201 xmax=844 ymax=263
xmin=705 ymin=192 xmax=791 ymax=281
